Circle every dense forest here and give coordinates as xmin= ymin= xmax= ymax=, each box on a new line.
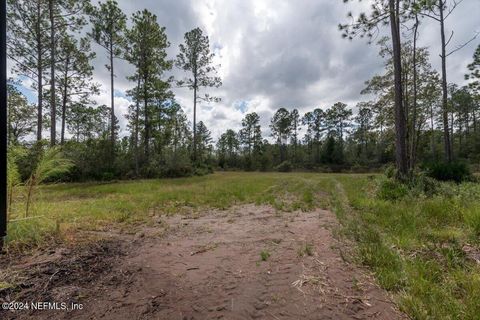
xmin=6 ymin=0 xmax=480 ymax=182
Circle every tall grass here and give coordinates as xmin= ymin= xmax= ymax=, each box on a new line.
xmin=331 ymin=175 xmax=480 ymax=319
xmin=7 ymin=146 xmax=25 ymax=217
xmin=5 ymin=172 xmax=480 ymax=318
xmin=4 ymin=172 xmax=331 ymax=249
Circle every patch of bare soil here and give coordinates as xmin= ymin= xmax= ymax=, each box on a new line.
xmin=0 ymin=205 xmax=405 ymax=319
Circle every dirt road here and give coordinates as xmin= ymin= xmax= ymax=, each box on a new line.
xmin=0 ymin=205 xmax=404 ymax=319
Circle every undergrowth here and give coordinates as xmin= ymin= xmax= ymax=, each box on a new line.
xmin=331 ymin=175 xmax=480 ymax=320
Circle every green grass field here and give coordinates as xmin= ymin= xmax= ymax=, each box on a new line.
xmin=5 ymin=172 xmax=480 ymax=319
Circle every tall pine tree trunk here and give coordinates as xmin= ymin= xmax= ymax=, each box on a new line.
xmin=49 ymin=0 xmax=56 ymax=146
xmin=193 ymin=77 xmax=197 ymax=163
xmin=450 ymin=109 xmax=454 ymax=158
xmin=144 ymin=75 xmax=149 ymax=162
xmin=36 ymin=0 xmax=43 ymax=141
xmin=60 ymin=55 xmax=69 ymax=145
xmin=473 ymin=108 xmax=477 ymax=133
xmin=439 ymin=0 xmax=452 ymax=162
xmin=134 ymin=78 xmax=140 ymax=176
xmin=410 ymin=14 xmax=419 ymax=169
xmin=389 ymin=0 xmax=408 ymax=178
xmin=110 ymin=43 xmax=115 ymax=157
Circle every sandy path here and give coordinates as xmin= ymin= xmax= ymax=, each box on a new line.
xmin=1 ymin=205 xmax=404 ymax=319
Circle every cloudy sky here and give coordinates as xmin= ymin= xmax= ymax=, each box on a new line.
xmin=11 ymin=0 xmax=480 ymax=140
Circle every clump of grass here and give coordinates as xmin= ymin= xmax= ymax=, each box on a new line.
xmin=376 ymin=178 xmax=408 ymax=201
xmin=464 ymin=206 xmax=480 ymax=236
xmin=260 ymin=250 xmax=270 ymax=261
xmin=0 ymin=282 xmax=14 ymax=290
xmin=298 ymin=243 xmax=314 ymax=257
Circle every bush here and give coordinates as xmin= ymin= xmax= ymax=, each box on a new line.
xmin=194 ymin=163 xmax=214 ymax=176
xmin=101 ymin=171 xmax=115 ymax=181
xmin=376 ymin=178 xmax=408 ymax=201
xmin=425 ymin=161 xmax=472 ymax=183
xmin=259 ymin=153 xmax=272 ymax=172
xmin=409 ymin=172 xmax=441 ymax=197
xmin=161 ymin=165 xmax=193 ymax=178
xmin=276 ymin=161 xmax=292 ymax=172
xmin=384 ymin=164 xmax=397 ymax=179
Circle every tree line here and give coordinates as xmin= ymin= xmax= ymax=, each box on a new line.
xmin=6 ymin=0 xmax=480 ymax=181
xmin=340 ymin=0 xmax=479 ymax=179
xmin=7 ymin=0 xmax=222 ymax=179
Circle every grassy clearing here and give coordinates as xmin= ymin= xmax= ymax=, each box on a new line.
xmin=331 ymin=175 xmax=480 ymax=320
xmin=6 ymin=172 xmax=331 ymax=249
xmin=5 ymin=171 xmax=480 ymax=319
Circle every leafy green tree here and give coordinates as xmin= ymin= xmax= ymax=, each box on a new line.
xmin=163 ymin=102 xmax=193 ymax=175
xmin=88 ymin=0 xmax=126 ymax=153
xmin=217 ymin=129 xmax=240 ymax=168
xmin=165 ymin=102 xmax=192 ymax=156
xmin=290 ymin=109 xmax=301 ymax=161
xmin=449 ymin=86 xmax=475 ymax=157
xmin=270 ymin=108 xmax=292 ymax=162
xmin=302 ymin=108 xmax=326 ymax=164
xmin=176 ymin=28 xmax=222 ymax=161
xmin=240 ymin=112 xmax=263 ymax=157
xmin=67 ymin=104 xmax=111 ymax=142
xmin=7 ymin=83 xmax=36 ymax=145
xmin=326 ymin=102 xmax=352 ymax=141
xmin=7 ymin=0 xmax=49 ymax=141
xmin=125 ymin=9 xmax=172 ymax=162
xmin=362 ymin=39 xmax=441 ymax=167
xmin=195 ymin=121 xmax=212 ymax=162
xmin=466 ymin=45 xmax=480 ymax=94
xmin=352 ymin=102 xmax=374 ymax=162
xmin=321 ymin=135 xmax=343 ymax=165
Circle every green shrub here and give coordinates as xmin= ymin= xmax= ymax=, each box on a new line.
xmin=276 ymin=160 xmax=292 ymax=172
xmin=377 ymin=179 xmax=409 ymax=201
xmin=409 ymin=173 xmax=441 ymax=197
xmin=194 ymin=163 xmax=214 ymax=176
xmin=425 ymin=161 xmax=472 ymax=183
xmin=259 ymin=153 xmax=272 ymax=172
xmin=101 ymin=171 xmax=115 ymax=181
xmin=260 ymin=250 xmax=270 ymax=261
xmin=161 ymin=165 xmax=193 ymax=178
xmin=384 ymin=164 xmax=397 ymax=179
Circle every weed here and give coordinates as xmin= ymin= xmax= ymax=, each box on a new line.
xmin=298 ymin=243 xmax=314 ymax=257
xmin=260 ymin=250 xmax=270 ymax=261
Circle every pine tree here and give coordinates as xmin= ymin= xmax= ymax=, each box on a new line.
xmin=7 ymin=83 xmax=36 ymax=144
xmin=57 ymin=35 xmax=98 ymax=144
xmin=7 ymin=0 xmax=49 ymax=141
xmin=87 ymin=0 xmax=126 ymax=155
xmin=47 ymin=0 xmax=87 ymax=146
xmin=125 ymin=9 xmax=172 ymax=162
xmin=270 ymin=108 xmax=292 ymax=163
xmin=176 ymin=28 xmax=222 ymax=162
xmin=466 ymin=45 xmax=480 ymax=94
xmin=240 ymin=112 xmax=262 ymax=157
